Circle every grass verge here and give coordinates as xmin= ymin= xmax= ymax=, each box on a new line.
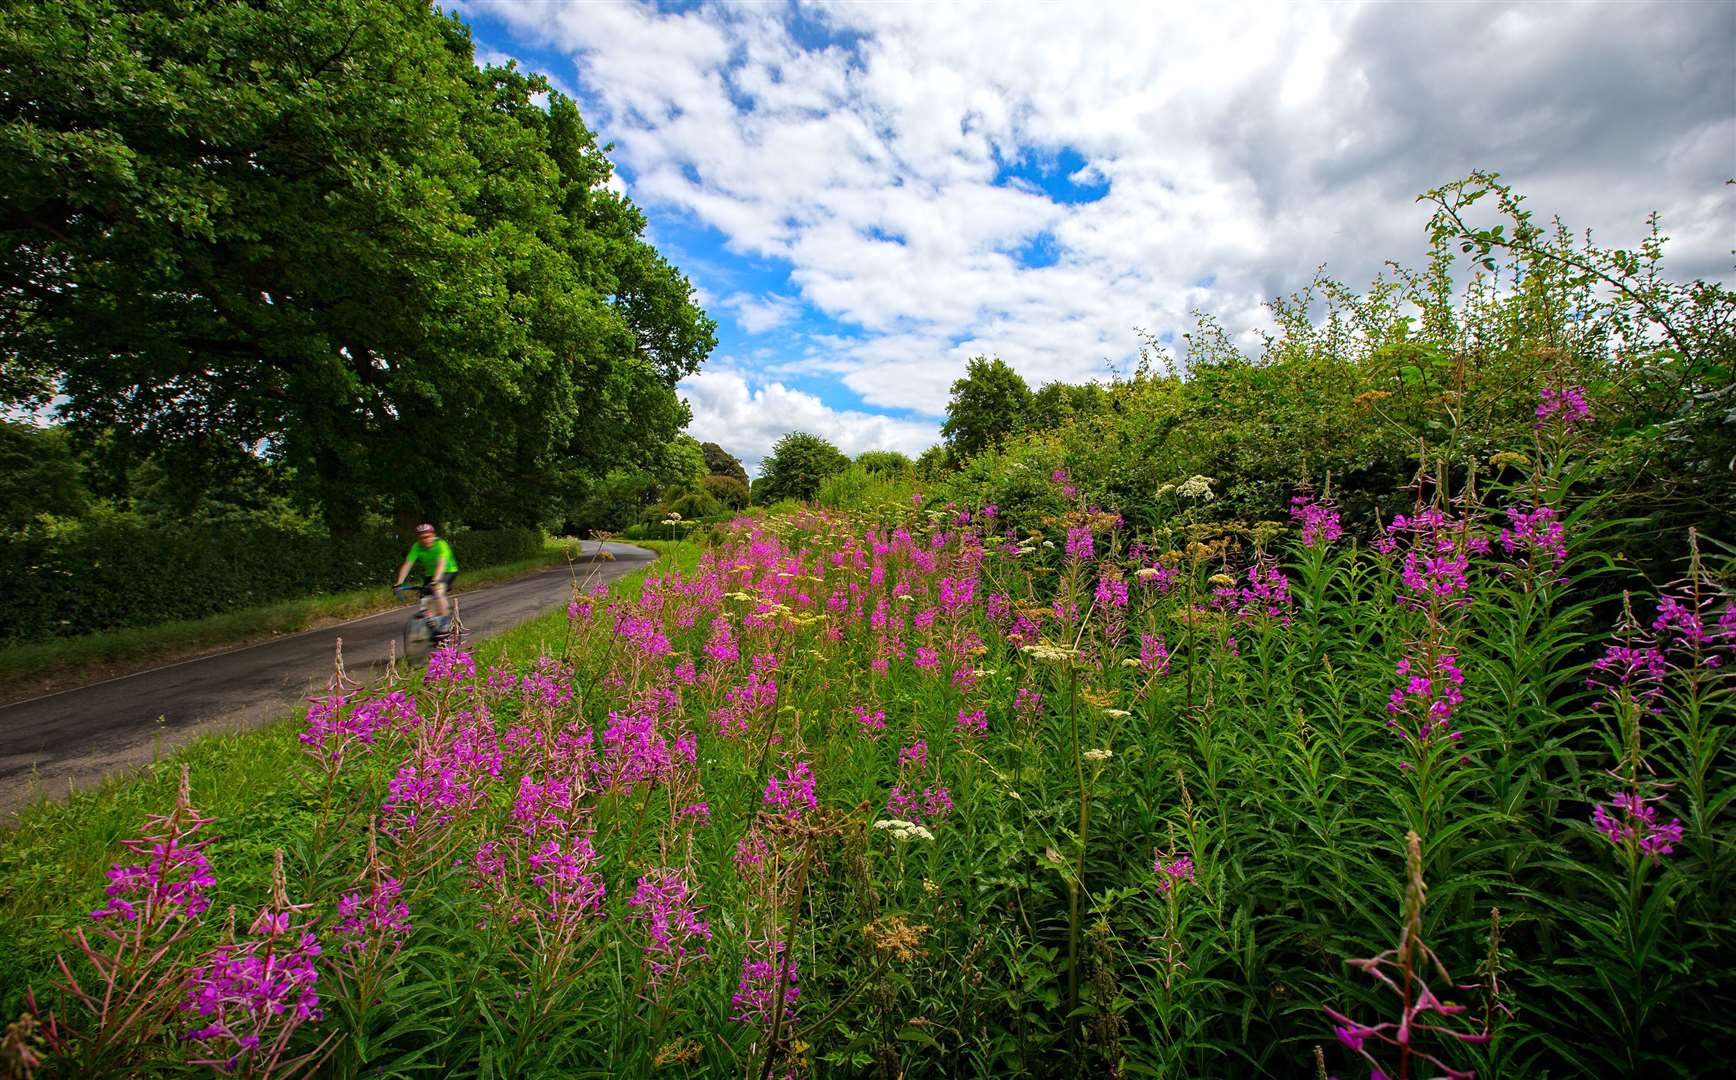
xmin=0 ymin=539 xmax=588 ymax=702
xmin=0 ymin=539 xmax=698 ymax=1016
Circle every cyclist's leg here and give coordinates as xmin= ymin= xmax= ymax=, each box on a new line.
xmin=430 ymin=572 xmax=453 ymax=618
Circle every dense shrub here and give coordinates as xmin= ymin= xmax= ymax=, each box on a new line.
xmin=620 ymin=513 xmax=731 ymax=541
xmin=855 ymin=449 xmax=915 ymax=476
xmin=815 ymin=463 xmax=921 ymax=511
xmin=700 ymin=473 xmax=750 ymax=510
xmin=936 ymin=175 xmax=1735 ymax=577
xmin=0 ymin=516 xmax=542 ymax=640
xmin=662 ymin=489 xmax=724 ymax=521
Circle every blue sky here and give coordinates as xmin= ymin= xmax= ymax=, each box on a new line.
xmin=452 ymin=1 xmax=1735 ymax=475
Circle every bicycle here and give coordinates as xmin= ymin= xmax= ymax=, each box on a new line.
xmin=395 ymin=580 xmax=463 ymax=656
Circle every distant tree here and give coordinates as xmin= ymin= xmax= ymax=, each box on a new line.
xmin=0 ymin=422 xmax=89 ymax=530
xmin=758 ymin=432 xmax=850 ymax=503
xmin=856 ymin=450 xmax=914 ymax=476
xmin=654 ymin=436 xmax=710 ymax=495
xmin=568 ymin=468 xmax=658 ymax=535
xmin=700 ymin=441 xmax=749 ymax=487
xmin=941 ymin=357 xmax=1032 ymax=460
xmin=915 ymin=444 xmax=954 ymax=479
xmin=1029 ymin=381 xmax=1109 ymax=431
xmin=701 ymin=473 xmax=750 ymax=510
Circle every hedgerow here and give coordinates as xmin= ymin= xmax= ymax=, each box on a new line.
xmin=0 ymin=522 xmax=542 ymax=641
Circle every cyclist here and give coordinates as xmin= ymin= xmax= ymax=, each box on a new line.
xmin=394 ymin=523 xmax=459 ymax=633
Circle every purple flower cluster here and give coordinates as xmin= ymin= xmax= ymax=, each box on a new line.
xmin=1139 ymin=634 xmax=1171 ymax=675
xmin=527 ymin=836 xmax=608 ymax=918
xmin=425 ymin=646 xmax=476 ymax=684
xmin=886 ymin=738 xmax=952 ymax=822
xmin=938 ymin=575 xmax=977 ymax=614
xmin=1651 ymin=592 xmax=1736 ymax=665
xmin=762 ymin=761 xmax=818 ymax=818
xmin=1154 ymin=850 xmax=1195 ymax=893
xmin=1052 ymin=468 xmax=1077 ymax=498
xmin=853 ymin=704 xmax=886 ymax=739
xmin=1592 ymin=791 xmax=1684 ymax=861
xmin=1234 ymin=562 xmax=1293 ymax=624
xmin=1386 ymin=654 xmax=1467 ymax=748
xmin=1402 ymin=546 xmax=1471 ymax=604
xmin=182 ymin=921 xmax=323 ymax=1071
xmin=732 ymin=940 xmax=800 ymax=1027
xmin=1586 ymin=640 xmax=1668 ymax=705
xmin=1290 ymin=495 xmax=1343 ymax=548
xmin=627 ymin=869 xmax=711 ymax=980
xmin=598 ymin=709 xmax=675 ymax=789
xmin=704 ymin=615 xmax=740 ymax=666
xmin=382 ymin=750 xmax=484 ymax=830
xmin=954 ymin=707 xmax=987 ymax=737
xmin=91 ymin=787 xmax=217 ymax=925
xmin=1535 ymin=385 xmax=1590 ymax=433
xmin=1499 ymin=504 xmax=1568 ymax=571
xmin=1065 ymin=526 xmax=1094 ymax=564
xmin=334 ymin=876 xmax=411 ymax=953
xmin=887 ymin=784 xmax=954 ymax=823
xmin=1094 ymin=574 xmax=1129 ymax=610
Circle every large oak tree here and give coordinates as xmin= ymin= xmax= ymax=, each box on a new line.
xmin=0 ymin=0 xmax=715 ymax=531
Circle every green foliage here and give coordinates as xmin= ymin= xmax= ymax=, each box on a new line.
xmin=1028 ymin=380 xmax=1109 ymax=432
xmin=656 ymin=436 xmax=711 ymax=495
xmin=815 ymin=463 xmax=920 ymax=511
xmin=941 ymin=356 xmax=1034 ymax=458
xmin=758 ymin=431 xmax=851 ymax=503
xmin=915 ymin=444 xmax=954 ymax=479
xmin=856 ymin=449 xmax=915 ymax=476
xmin=700 ymin=441 xmax=750 ymax=487
xmin=0 ymin=514 xmax=541 ymax=640
xmin=0 ymin=0 xmax=715 ymax=531
xmin=565 ymin=467 xmax=657 ymax=535
xmin=663 ymin=488 xmax=723 ymax=521
xmin=700 ymin=472 xmax=750 ymax=510
xmin=0 ymin=421 xmax=89 ymax=530
xmin=939 ymin=176 xmax=1735 ymax=568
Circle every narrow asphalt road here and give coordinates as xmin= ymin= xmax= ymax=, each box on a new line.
xmin=0 ymin=541 xmax=654 ymax=815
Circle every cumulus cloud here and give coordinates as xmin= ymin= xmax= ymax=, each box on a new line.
xmin=679 ymin=369 xmax=938 ymax=476
xmin=459 ymin=0 xmax=1736 ymax=423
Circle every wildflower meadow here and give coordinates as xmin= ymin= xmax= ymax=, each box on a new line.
xmin=3 ymin=406 xmax=1733 ymax=1079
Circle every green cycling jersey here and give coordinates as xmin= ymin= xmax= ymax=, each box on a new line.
xmin=405 ymin=538 xmax=458 ymax=577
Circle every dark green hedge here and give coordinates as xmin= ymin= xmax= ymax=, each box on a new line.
xmin=0 ymin=523 xmax=543 ymax=641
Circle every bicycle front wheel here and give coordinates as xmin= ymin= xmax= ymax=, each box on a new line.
xmin=403 ymin=613 xmax=431 ymax=656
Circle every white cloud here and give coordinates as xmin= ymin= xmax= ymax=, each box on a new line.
xmin=721 ymin=292 xmax=801 ymax=335
xmin=462 ymin=0 xmax=1736 ymax=419
xmin=679 ymin=369 xmax=938 ymax=476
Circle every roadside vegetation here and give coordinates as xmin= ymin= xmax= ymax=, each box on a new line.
xmin=3 ymin=449 xmax=1728 ymax=1077
xmin=0 ymin=542 xmax=697 ymax=1015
